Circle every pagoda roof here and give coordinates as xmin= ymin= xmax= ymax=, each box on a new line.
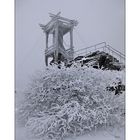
xmin=40 ymin=12 xmax=78 ymax=33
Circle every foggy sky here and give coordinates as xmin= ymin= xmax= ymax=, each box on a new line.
xmin=16 ymin=0 xmax=125 ymax=90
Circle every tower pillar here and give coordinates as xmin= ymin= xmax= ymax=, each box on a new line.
xmin=70 ymin=28 xmax=74 ymax=59
xmin=54 ymin=23 xmax=59 ymax=63
xmin=45 ymin=32 xmax=49 ymax=66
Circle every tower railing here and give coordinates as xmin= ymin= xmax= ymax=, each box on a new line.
xmin=45 ymin=44 xmax=56 ymax=56
xmin=74 ymin=42 xmax=125 ymax=63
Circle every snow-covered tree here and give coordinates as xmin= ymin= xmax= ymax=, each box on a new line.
xmin=17 ymin=65 xmax=125 ymax=140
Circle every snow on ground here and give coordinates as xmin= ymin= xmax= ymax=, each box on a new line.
xmin=66 ymin=130 xmax=124 ymax=140
xmin=16 ymin=126 xmax=124 ymax=140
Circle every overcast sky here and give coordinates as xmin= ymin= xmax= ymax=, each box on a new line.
xmin=16 ymin=0 xmax=125 ymax=90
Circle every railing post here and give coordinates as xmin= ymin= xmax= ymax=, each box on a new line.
xmin=120 ymin=56 xmax=122 ymax=63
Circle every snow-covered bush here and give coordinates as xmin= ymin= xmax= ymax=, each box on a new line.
xmin=17 ymin=65 xmax=125 ymax=140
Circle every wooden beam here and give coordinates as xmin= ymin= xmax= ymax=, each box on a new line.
xmin=49 ymin=13 xmax=78 ymax=26
xmin=49 ymin=13 xmax=72 ymax=22
xmin=39 ymin=12 xmax=61 ymax=31
xmin=45 ymin=12 xmax=61 ymax=26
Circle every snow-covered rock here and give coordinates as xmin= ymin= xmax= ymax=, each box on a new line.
xmin=73 ymin=51 xmax=125 ymax=70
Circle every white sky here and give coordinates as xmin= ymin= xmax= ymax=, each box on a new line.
xmin=16 ymin=0 xmax=125 ymax=90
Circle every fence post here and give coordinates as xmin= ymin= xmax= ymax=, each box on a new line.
xmin=120 ymin=56 xmax=121 ymax=63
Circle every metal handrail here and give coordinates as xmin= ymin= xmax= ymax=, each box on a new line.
xmin=74 ymin=42 xmax=106 ymax=53
xmin=45 ymin=44 xmax=56 ymax=54
xmin=103 ymin=46 xmax=125 ymax=63
xmin=106 ymin=45 xmax=125 ymax=57
xmin=104 ymin=46 xmax=125 ymax=58
xmin=74 ymin=42 xmax=125 ymax=63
